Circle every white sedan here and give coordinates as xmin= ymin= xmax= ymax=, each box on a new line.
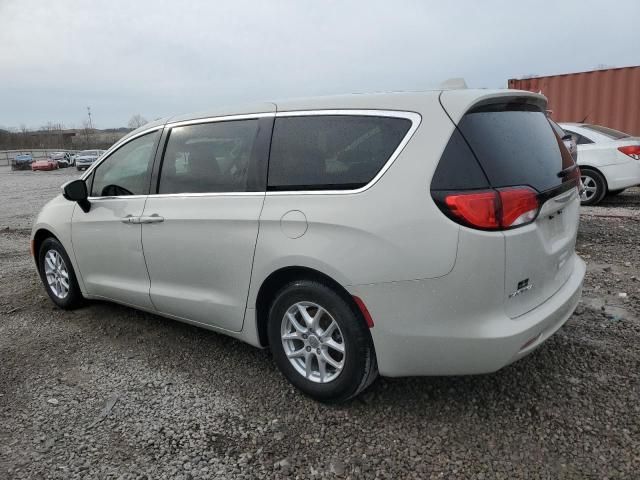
xmin=559 ymin=123 xmax=640 ymax=205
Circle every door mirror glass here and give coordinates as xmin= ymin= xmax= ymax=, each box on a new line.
xmin=63 ymin=179 xmax=91 ymax=212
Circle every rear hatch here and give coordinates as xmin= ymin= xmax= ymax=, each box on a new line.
xmin=436 ymin=92 xmax=581 ymax=318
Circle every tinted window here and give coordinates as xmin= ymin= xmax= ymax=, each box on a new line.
xmin=548 ymin=119 xmax=565 ymax=137
xmin=158 ymin=120 xmax=259 ymax=194
xmin=268 ymin=115 xmax=412 ymax=190
xmin=456 ymin=104 xmax=574 ymax=192
xmin=430 ymin=128 xmax=489 ymax=190
xmin=91 ymin=131 xmax=159 ymax=196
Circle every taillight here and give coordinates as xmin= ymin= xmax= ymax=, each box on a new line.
xmin=499 ymin=187 xmax=540 ymax=227
xmin=618 ymin=145 xmax=640 ymax=160
xmin=444 ymin=191 xmax=498 ymax=229
xmin=437 ymin=186 xmax=540 ymax=231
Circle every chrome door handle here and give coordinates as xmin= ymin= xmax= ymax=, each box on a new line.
xmin=121 ymin=215 xmax=139 ymax=224
xmin=139 ymin=214 xmax=164 ymax=224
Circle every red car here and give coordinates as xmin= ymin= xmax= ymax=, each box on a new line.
xmin=31 ymin=158 xmax=59 ymax=171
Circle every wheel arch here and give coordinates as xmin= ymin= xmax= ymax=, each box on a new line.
xmin=579 ymin=165 xmax=609 ymax=190
xmin=33 ymin=228 xmax=60 ymax=269
xmin=254 ymin=265 xmax=369 ymax=348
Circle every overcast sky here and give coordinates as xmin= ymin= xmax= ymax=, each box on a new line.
xmin=1 ymin=0 xmax=638 ymax=129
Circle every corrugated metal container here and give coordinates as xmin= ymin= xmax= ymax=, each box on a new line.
xmin=508 ymin=66 xmax=640 ymax=136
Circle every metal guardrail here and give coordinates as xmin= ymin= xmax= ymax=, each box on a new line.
xmin=0 ymin=149 xmax=80 ymax=167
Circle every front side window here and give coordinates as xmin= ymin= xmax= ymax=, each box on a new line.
xmin=158 ymin=119 xmax=259 ymax=194
xmin=91 ymin=131 xmax=160 ymax=197
xmin=268 ymin=115 xmax=412 ymax=190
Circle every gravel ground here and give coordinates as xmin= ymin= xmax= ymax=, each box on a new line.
xmin=1 ymin=166 xmax=639 ymax=479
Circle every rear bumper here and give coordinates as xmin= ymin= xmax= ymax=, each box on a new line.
xmin=354 ymin=255 xmax=586 ymax=377
xmin=601 ymin=159 xmax=640 ymax=190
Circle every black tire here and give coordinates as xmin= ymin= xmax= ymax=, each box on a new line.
xmin=267 ymin=280 xmax=378 ymax=403
xmin=580 ymin=169 xmax=607 ymax=206
xmin=38 ymin=237 xmax=84 ymax=309
xmin=608 ymin=189 xmax=625 ymax=196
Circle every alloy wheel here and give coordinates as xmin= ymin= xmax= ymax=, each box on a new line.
xmin=580 ymin=174 xmax=598 ymax=202
xmin=280 ymin=301 xmax=345 ymax=383
xmin=44 ymin=249 xmax=69 ymax=299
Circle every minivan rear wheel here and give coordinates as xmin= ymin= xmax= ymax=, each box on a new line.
xmin=267 ymin=280 xmax=377 ymax=403
xmin=580 ymin=169 xmax=606 ymax=206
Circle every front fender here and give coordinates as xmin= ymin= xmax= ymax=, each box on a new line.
xmin=31 ymin=196 xmax=86 ymax=294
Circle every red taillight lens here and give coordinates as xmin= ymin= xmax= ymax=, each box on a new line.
xmin=618 ymin=145 xmax=640 ymax=160
xmin=498 ymin=187 xmax=540 ymax=227
xmin=441 ymin=187 xmax=539 ymax=231
xmin=445 ymin=191 xmax=499 ymax=229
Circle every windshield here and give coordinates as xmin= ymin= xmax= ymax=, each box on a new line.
xmin=583 ymin=124 xmax=631 ymax=140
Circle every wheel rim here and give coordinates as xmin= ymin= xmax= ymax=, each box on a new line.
xmin=580 ymin=174 xmax=598 ymax=201
xmin=281 ymin=301 xmax=346 ymax=384
xmin=44 ymin=250 xmax=70 ymax=299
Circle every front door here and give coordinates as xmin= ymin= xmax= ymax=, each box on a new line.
xmin=71 ymin=129 xmax=161 ymax=309
xmin=140 ymin=116 xmax=271 ymax=331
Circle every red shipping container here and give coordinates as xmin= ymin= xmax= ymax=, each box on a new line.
xmin=508 ymin=66 xmax=640 ymax=136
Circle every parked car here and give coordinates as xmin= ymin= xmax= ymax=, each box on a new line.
xmin=50 ymin=152 xmax=74 ymax=168
xmin=559 ymin=123 xmax=640 ymax=205
xmin=31 ymin=90 xmax=585 ymax=402
xmin=75 ymin=150 xmax=105 ymax=170
xmin=12 ymin=153 xmax=33 ymax=170
xmin=548 ymin=119 xmax=578 ymax=163
xmin=31 ymin=158 xmax=59 ymax=171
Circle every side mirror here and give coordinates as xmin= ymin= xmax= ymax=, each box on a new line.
xmin=63 ymin=179 xmax=91 ymax=212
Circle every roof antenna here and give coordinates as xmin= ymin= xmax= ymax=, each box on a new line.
xmin=579 ymin=111 xmax=591 ymax=123
xmin=440 ymin=78 xmax=468 ymax=90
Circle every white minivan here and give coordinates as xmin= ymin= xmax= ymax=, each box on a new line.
xmin=32 ymin=90 xmax=585 ymax=402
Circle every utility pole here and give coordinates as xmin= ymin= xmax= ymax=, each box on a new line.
xmin=87 ymin=106 xmax=93 ymax=130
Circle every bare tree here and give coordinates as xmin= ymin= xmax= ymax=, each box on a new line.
xmin=19 ymin=124 xmax=30 ymax=149
xmin=128 ymin=114 xmax=148 ymax=129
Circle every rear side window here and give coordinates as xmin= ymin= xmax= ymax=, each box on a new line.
xmin=158 ymin=119 xmax=259 ymax=194
xmin=567 ymin=130 xmax=593 ymax=145
xmin=455 ymin=103 xmax=574 ymax=192
xmin=268 ymin=115 xmax=412 ymax=191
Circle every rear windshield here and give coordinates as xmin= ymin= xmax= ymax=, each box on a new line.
xmin=456 ymin=103 xmax=574 ymax=192
xmin=583 ymin=124 xmax=630 ymax=140
xmin=268 ymin=115 xmax=412 ymax=191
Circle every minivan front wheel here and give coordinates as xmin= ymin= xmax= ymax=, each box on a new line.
xmin=267 ymin=280 xmax=377 ymax=403
xmin=38 ymin=237 xmax=84 ymax=309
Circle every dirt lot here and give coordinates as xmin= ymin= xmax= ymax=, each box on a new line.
xmin=1 ymin=166 xmax=639 ymax=479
